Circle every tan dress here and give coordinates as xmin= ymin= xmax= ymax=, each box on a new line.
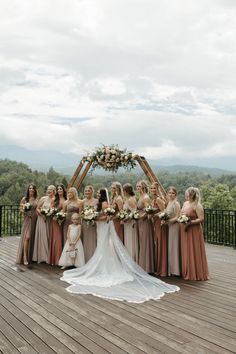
xmin=16 ymin=198 xmax=38 ymax=264
xmin=112 ymin=200 xmax=124 ymax=243
xmin=123 ymin=200 xmax=139 ymax=262
xmin=82 ymin=200 xmax=97 ymax=263
xmin=137 ymin=199 xmax=154 ymax=273
xmin=180 ymin=204 xmax=209 ymax=281
xmin=32 ymin=197 xmax=51 ymax=263
xmin=166 ymin=201 xmax=180 ymax=276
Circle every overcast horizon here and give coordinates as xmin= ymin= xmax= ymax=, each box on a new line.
xmin=1 ymin=0 xmax=236 ymax=171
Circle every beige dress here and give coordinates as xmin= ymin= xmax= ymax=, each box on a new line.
xmin=137 ymin=199 xmax=154 ymax=273
xmin=82 ymin=200 xmax=97 ymax=263
xmin=63 ymin=203 xmax=80 ymax=244
xmin=32 ymin=197 xmax=51 ymax=263
xmin=166 ymin=201 xmax=180 ymax=276
xmin=59 ymin=224 xmax=85 ymax=268
xmin=123 ymin=200 xmax=139 ymax=263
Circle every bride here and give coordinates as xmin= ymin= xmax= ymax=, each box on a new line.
xmin=61 ymin=188 xmax=179 ymax=303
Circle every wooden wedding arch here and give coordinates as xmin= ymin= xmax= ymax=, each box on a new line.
xmin=68 ymin=151 xmax=166 ymax=200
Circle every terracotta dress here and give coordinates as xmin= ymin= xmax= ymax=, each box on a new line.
xmin=82 ymin=202 xmax=97 ymax=263
xmin=16 ymin=199 xmax=38 ymax=264
xmin=113 ymin=203 xmax=124 ymax=243
xmin=123 ymin=201 xmax=139 ymax=263
xmin=180 ymin=205 xmax=209 ymax=281
xmin=63 ymin=204 xmax=80 ymax=244
xmin=32 ymin=197 xmax=51 ymax=264
xmin=48 ymin=204 xmax=63 ymax=266
xmin=166 ymin=201 xmax=180 ymax=276
xmin=137 ymin=199 xmax=154 ymax=273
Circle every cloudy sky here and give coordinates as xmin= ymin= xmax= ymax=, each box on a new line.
xmin=0 ymin=0 xmax=236 ymax=169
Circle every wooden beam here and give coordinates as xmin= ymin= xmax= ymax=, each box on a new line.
xmin=74 ymin=161 xmax=93 ymax=190
xmin=67 ymin=159 xmax=85 ymax=189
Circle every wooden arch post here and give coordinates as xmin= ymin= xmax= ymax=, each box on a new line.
xmin=68 ymin=154 xmax=166 ymax=200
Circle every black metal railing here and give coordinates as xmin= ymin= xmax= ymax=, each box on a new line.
xmin=0 ymin=205 xmax=235 ymax=248
xmin=0 ymin=205 xmax=23 ymax=237
xmin=204 ymin=209 xmax=236 ymax=248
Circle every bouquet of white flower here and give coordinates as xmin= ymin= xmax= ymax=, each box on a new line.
xmin=145 ymin=205 xmax=157 ymax=214
xmin=117 ymin=210 xmax=130 ymax=221
xmin=40 ymin=207 xmax=51 ymax=217
xmin=158 ymin=211 xmax=170 ymax=221
xmin=128 ymin=210 xmax=140 ymax=220
xmin=22 ymin=202 xmax=32 ymax=212
xmin=55 ymin=210 xmax=66 ymax=224
xmin=103 ymin=207 xmax=116 ymax=216
xmin=80 ymin=206 xmax=99 ymax=226
xmin=177 ymin=215 xmax=191 ymax=224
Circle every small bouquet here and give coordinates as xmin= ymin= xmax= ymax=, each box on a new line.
xmin=145 ymin=205 xmax=157 ymax=214
xmin=22 ymin=202 xmax=32 ymax=212
xmin=117 ymin=210 xmax=130 ymax=221
xmin=103 ymin=207 xmax=116 ymax=216
xmin=47 ymin=208 xmax=59 ymax=217
xmin=177 ymin=215 xmax=191 ymax=224
xmin=128 ymin=210 xmax=140 ymax=220
xmin=40 ymin=207 xmax=51 ymax=217
xmin=158 ymin=211 xmax=170 ymax=221
xmin=66 ymin=248 xmax=78 ymax=259
xmin=55 ymin=210 xmax=66 ymax=225
xmin=80 ymin=206 xmax=99 ymax=226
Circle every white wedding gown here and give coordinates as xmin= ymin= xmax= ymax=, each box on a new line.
xmin=61 ymin=221 xmax=179 ymax=303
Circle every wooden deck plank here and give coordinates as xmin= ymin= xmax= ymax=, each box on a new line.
xmin=0 ymin=237 xmax=236 ymax=354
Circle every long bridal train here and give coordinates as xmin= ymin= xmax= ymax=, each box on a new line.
xmin=61 ymin=220 xmax=179 ymax=303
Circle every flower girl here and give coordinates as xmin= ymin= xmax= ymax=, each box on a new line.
xmin=59 ymin=213 xmax=85 ymax=269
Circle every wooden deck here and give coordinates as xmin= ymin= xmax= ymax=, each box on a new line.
xmin=0 ymin=238 xmax=235 ymax=354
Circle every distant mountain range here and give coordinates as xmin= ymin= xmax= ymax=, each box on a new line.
xmin=0 ymin=145 xmax=235 ymax=176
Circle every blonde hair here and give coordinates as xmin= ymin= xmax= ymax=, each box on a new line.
xmin=84 ymin=185 xmax=94 ymax=194
xmin=137 ymin=180 xmax=149 ymax=193
xmin=68 ymin=187 xmax=79 ymax=201
xmin=71 ymin=212 xmax=80 ymax=220
xmin=111 ymin=181 xmax=123 ymax=198
xmin=186 ymin=187 xmax=201 ymax=205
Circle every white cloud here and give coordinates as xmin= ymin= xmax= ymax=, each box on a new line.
xmin=0 ymin=0 xmax=236 ymax=169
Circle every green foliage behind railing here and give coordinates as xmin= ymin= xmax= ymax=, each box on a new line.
xmin=0 ymin=205 xmax=235 ymax=248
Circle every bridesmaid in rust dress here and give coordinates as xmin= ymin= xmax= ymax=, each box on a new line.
xmin=48 ymin=184 xmax=67 ymax=265
xmin=16 ymin=184 xmax=38 ymax=265
xmin=150 ymin=182 xmax=166 ymax=276
xmin=136 ymin=180 xmax=154 ymax=273
xmin=111 ymin=181 xmax=124 ymax=243
xmin=180 ymin=187 xmax=209 ymax=281
xmin=81 ymin=185 xmax=98 ymax=263
xmin=33 ymin=185 xmax=56 ymax=263
xmin=63 ymin=187 xmax=82 ymax=244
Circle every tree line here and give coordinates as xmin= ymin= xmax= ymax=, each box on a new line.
xmin=0 ymin=159 xmax=235 ymax=210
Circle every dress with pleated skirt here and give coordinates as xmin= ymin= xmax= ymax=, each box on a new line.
xmin=180 ymin=205 xmax=209 ymax=281
xmin=123 ymin=201 xmax=139 ymax=262
xmin=166 ymin=201 xmax=180 ymax=276
xmin=137 ymin=199 xmax=154 ymax=273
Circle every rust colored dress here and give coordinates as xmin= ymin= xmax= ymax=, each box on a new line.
xmin=180 ymin=204 xmax=209 ymax=281
xmin=48 ymin=201 xmax=64 ymax=266
xmin=137 ymin=199 xmax=154 ymax=273
xmin=152 ymin=199 xmax=168 ymax=277
xmin=16 ymin=198 xmax=38 ymax=264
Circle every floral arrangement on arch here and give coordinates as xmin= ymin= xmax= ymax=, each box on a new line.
xmin=83 ymin=144 xmax=137 ymax=173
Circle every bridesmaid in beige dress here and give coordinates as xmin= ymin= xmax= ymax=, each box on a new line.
xmin=81 ymin=185 xmax=98 ymax=263
xmin=33 ymin=185 xmax=56 ymax=263
xmin=48 ymin=184 xmax=67 ymax=265
xmin=111 ymin=181 xmax=124 ymax=243
xmin=136 ymin=180 xmax=154 ymax=273
xmin=16 ymin=184 xmax=38 ymax=265
xmin=180 ymin=187 xmax=209 ymax=281
xmin=123 ymin=183 xmax=139 ymax=262
xmin=149 ymin=182 xmax=166 ymax=276
xmin=63 ymin=187 xmax=82 ymax=244
xmin=165 ymin=187 xmax=181 ymax=276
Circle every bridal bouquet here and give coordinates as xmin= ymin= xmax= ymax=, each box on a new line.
xmin=177 ymin=215 xmax=191 ymax=224
xmin=80 ymin=206 xmax=99 ymax=226
xmin=145 ymin=205 xmax=157 ymax=214
xmin=158 ymin=211 xmax=170 ymax=221
xmin=22 ymin=202 xmax=32 ymax=212
xmin=83 ymin=144 xmax=137 ymax=173
xmin=40 ymin=207 xmax=51 ymax=217
xmin=128 ymin=210 xmax=140 ymax=220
